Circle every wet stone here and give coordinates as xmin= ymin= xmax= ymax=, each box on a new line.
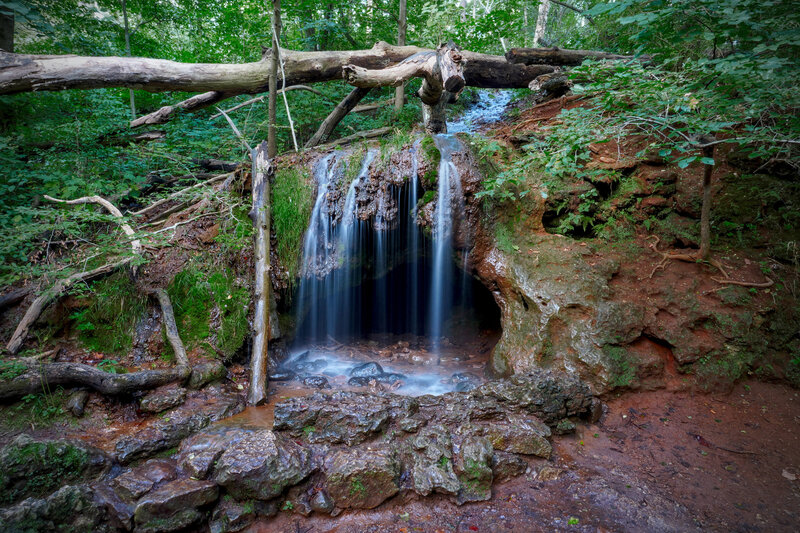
xmin=554 ymin=418 xmax=577 ymax=435
xmin=113 ymin=459 xmax=178 ymax=501
xmin=116 ymin=411 xmax=211 ymax=464
xmin=66 ymin=390 xmax=89 ymax=417
xmin=139 ymin=385 xmax=187 ymax=414
xmin=347 ymin=376 xmax=374 ymax=387
xmin=212 ymin=429 xmax=312 ymax=501
xmin=411 ymin=425 xmax=460 ymax=496
xmin=398 ymin=416 xmax=424 ymax=433
xmin=0 ymin=485 xmax=103 ymax=533
xmin=373 ymin=372 xmax=406 ymax=384
xmin=491 ymin=452 xmax=529 ymax=482
xmin=481 ymin=415 xmax=552 ymax=458
xmin=92 ymin=482 xmax=135 ymax=531
xmin=177 ymin=425 xmax=252 ymax=480
xmin=269 ymin=369 xmax=296 ymax=381
xmin=300 ymin=375 xmax=331 ymax=389
xmin=454 ymin=435 xmax=494 ymax=504
xmin=325 ymin=446 xmax=399 ymax=509
xmin=349 ymin=361 xmax=384 ymax=378
xmin=133 ymin=478 xmax=218 ymax=533
xmin=209 ymin=498 xmax=256 ymax=533
xmin=293 ymin=359 xmax=328 ymax=374
xmin=310 ymin=489 xmax=334 ymax=514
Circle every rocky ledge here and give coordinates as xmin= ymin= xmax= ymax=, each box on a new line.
xmin=0 ymin=370 xmax=598 ymax=533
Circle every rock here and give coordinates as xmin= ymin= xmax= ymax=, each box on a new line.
xmin=92 ymin=482 xmax=135 ymax=531
xmin=398 ymin=416 xmax=424 ymax=433
xmin=293 ymin=359 xmax=328 ymax=374
xmin=139 ymin=385 xmax=187 ymax=413
xmin=349 ymin=362 xmax=383 ymax=378
xmin=373 ymin=372 xmax=406 ymax=384
xmin=274 ymin=391 xmax=416 ymax=446
xmin=116 ymin=411 xmax=210 ymax=464
xmin=589 ymin=397 xmax=604 ymax=423
xmin=491 ymin=452 xmax=528 ymax=482
xmin=0 ymin=434 xmax=111 ymax=506
xmin=213 ymin=429 xmax=312 ymax=500
xmin=133 ymin=478 xmax=218 ymax=533
xmin=188 ymin=360 xmax=227 ymax=389
xmin=0 ymin=485 xmax=105 ymax=533
xmin=309 ymin=489 xmax=334 ymax=514
xmin=481 ymin=415 xmax=552 ymax=458
xmin=554 ymin=418 xmax=577 ymax=435
xmin=300 ymin=375 xmax=331 ymax=389
xmin=536 ymin=465 xmax=563 ymax=481
xmin=325 ymin=447 xmax=399 ymax=509
xmin=177 ymin=425 xmax=252 ymax=479
xmin=455 ymin=381 xmax=478 ymax=392
xmin=209 ymin=498 xmax=256 ymax=533
xmin=112 ymin=459 xmax=178 ymax=501
xmin=454 ymin=435 xmax=494 ymax=504
xmin=411 ymin=425 xmax=460 ymax=497
xmin=66 ymin=390 xmax=89 ymax=417
xmin=347 ymin=376 xmax=374 ymax=387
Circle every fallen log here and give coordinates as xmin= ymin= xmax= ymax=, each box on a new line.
xmin=0 ymin=288 xmax=28 ymax=314
xmin=315 ymin=127 xmax=393 ymax=150
xmin=193 ymin=159 xmax=239 ymax=172
xmin=0 ymin=361 xmax=190 ymax=401
xmin=305 ymin=87 xmax=372 ymax=149
xmin=506 ymin=47 xmax=642 ymax=66
xmin=5 ymin=258 xmax=132 ymax=354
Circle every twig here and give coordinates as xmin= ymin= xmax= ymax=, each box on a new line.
xmin=129 ymin=172 xmax=233 ymax=218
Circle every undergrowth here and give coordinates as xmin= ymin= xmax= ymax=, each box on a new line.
xmin=272 ymin=167 xmax=313 ymax=284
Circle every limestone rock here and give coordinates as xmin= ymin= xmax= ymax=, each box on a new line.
xmin=133 ymin=478 xmax=218 ymax=533
xmin=325 ymin=446 xmax=399 ymax=509
xmin=213 ymin=429 xmax=312 ymax=501
xmin=0 ymin=485 xmax=107 ymax=533
xmin=177 ymin=425 xmax=252 ymax=479
xmin=491 ymin=452 xmax=528 ymax=482
xmin=411 ymin=425 xmax=460 ymax=496
xmin=209 ymin=498 xmax=256 ymax=533
xmin=481 ymin=415 xmax=552 ymax=458
xmin=112 ymin=459 xmax=178 ymax=501
xmin=454 ymin=435 xmax=494 ymax=504
xmin=139 ymin=385 xmax=187 ymax=413
xmin=65 ymin=389 xmax=89 ymax=417
xmin=116 ymin=411 xmax=210 ymax=464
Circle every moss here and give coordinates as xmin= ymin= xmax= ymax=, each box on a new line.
xmin=272 ymin=166 xmax=314 ymax=284
xmin=340 ymin=145 xmax=367 ymax=194
xmin=692 ymin=348 xmax=757 ymax=390
xmin=603 ymin=344 xmax=636 ymax=388
xmin=420 ymin=135 xmax=440 ymax=190
xmin=349 ymin=477 xmax=366 ymax=496
xmin=419 ymin=190 xmax=436 ymax=206
xmin=70 ymin=272 xmax=148 ymax=355
xmin=0 ymin=440 xmax=90 ymax=505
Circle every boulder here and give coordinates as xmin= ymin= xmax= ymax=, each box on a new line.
xmin=177 ymin=425 xmax=252 ymax=479
xmin=410 ymin=425 xmax=460 ymax=496
xmin=0 ymin=434 xmax=111 ymax=505
xmin=349 ymin=362 xmax=383 ymax=378
xmin=188 ymin=361 xmax=227 ymax=389
xmin=139 ymin=386 xmax=187 ymax=413
xmin=116 ymin=411 xmax=210 ymax=464
xmin=325 ymin=446 xmax=399 ymax=509
xmin=112 ymin=459 xmax=178 ymax=501
xmin=65 ymin=390 xmax=89 ymax=417
xmin=209 ymin=498 xmax=256 ymax=533
xmin=491 ymin=452 xmax=529 ymax=482
xmin=213 ymin=429 xmax=312 ymax=501
xmin=454 ymin=435 xmax=494 ymax=504
xmin=300 ymin=375 xmax=331 ymax=389
xmin=92 ymin=482 xmax=135 ymax=531
xmin=0 ymin=485 xmax=106 ymax=533
xmin=480 ymin=415 xmax=552 ymax=458
xmin=133 ymin=478 xmax=218 ymax=533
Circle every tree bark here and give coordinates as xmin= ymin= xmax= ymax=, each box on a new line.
xmin=268 ymin=0 xmax=280 ymax=158
xmin=305 ymin=87 xmax=371 ymax=149
xmin=5 ymin=259 xmax=132 ymax=354
xmin=121 ymin=0 xmax=136 ymax=119
xmin=506 ymin=47 xmax=638 ymax=66
xmin=534 ymin=0 xmax=551 ymax=47
xmin=248 ymin=141 xmax=272 ymax=406
xmin=0 ymin=361 xmax=190 ymax=401
xmin=394 ymin=0 xmax=407 ymax=114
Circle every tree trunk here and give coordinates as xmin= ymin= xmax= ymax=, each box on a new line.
xmin=305 ymin=87 xmax=371 ymax=149
xmin=534 ymin=1 xmax=551 ymax=47
xmin=699 ymin=145 xmax=715 ymax=261
xmin=268 ymin=0 xmax=281 ymax=158
xmin=394 ymin=0 xmax=407 ymax=114
xmin=121 ymin=0 xmax=136 ymax=119
xmin=0 ymin=362 xmax=190 ymax=401
xmin=153 ymin=289 xmax=189 ymax=368
xmin=248 ymin=141 xmax=272 ymax=406
xmin=0 ymin=10 xmax=13 ymax=53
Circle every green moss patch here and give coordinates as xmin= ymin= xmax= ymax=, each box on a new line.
xmin=272 ymin=166 xmax=314 ymax=284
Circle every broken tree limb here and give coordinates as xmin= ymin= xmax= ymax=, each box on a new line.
xmin=505 ymin=47 xmax=639 ymax=66
xmin=152 ymin=289 xmax=189 ymax=368
xmin=315 ymin=127 xmax=393 ymax=150
xmin=131 ymin=90 xmax=235 ymax=127
xmin=0 ymin=288 xmax=28 ymax=314
xmin=44 ymin=195 xmax=142 ymax=262
xmin=209 ymin=85 xmax=327 ymax=119
xmin=248 ymin=141 xmax=272 ymax=406
xmin=129 ymin=172 xmax=233 ymax=219
xmin=5 ymin=258 xmax=132 ymax=354
xmin=352 ymin=96 xmax=405 ymax=114
xmin=0 ymin=361 xmax=190 ymax=401
xmin=305 ymin=87 xmax=372 ymax=149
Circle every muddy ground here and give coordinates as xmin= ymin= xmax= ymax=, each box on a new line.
xmin=254 ymin=380 xmax=800 ymax=533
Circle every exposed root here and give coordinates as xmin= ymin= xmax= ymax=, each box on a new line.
xmin=646 ymin=235 xmax=773 ymax=288
xmin=151 ymin=289 xmax=189 ymax=368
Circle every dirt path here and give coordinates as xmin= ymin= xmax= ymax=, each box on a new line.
xmin=254 ymin=381 xmax=800 ymax=532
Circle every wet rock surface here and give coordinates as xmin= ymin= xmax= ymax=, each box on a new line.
xmin=325 ymin=447 xmax=399 ymax=509
xmin=139 ymin=385 xmax=187 ymax=413
xmin=188 ymin=361 xmax=227 ymax=389
xmin=133 ymin=478 xmax=218 ymax=533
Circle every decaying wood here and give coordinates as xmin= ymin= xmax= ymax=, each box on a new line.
xmin=0 ymin=288 xmax=28 ymax=314
xmin=506 ymin=47 xmax=639 ymax=66
xmin=5 ymin=258 xmax=132 ymax=354
xmin=305 ymin=87 xmax=372 ymax=149
xmin=152 ymin=289 xmax=189 ymax=368
xmin=209 ymin=85 xmax=326 ymax=119
xmin=316 ymin=127 xmax=393 ymax=150
xmin=352 ymin=96 xmax=405 ymax=114
xmin=129 ymin=172 xmax=233 ymax=219
xmin=249 ymin=141 xmax=272 ymax=406
xmin=131 ymin=90 xmax=235 ymax=127
xmin=193 ymin=158 xmax=239 ymax=172
xmin=0 ymin=361 xmax=190 ymax=400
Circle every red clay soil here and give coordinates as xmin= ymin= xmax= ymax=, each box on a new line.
xmin=253 ymin=381 xmax=800 ymax=533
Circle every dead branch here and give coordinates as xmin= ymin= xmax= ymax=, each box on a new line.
xmin=129 ymin=172 xmax=233 ymax=219
xmin=5 ymin=258 xmax=132 ymax=354
xmin=151 ymin=289 xmax=189 ymax=368
xmin=305 ymin=87 xmax=372 ymax=149
xmin=0 ymin=288 xmax=29 ymax=314
xmin=0 ymin=361 xmax=190 ymax=400
xmin=209 ymin=85 xmax=329 ymax=119
xmin=506 ymin=47 xmax=640 ymax=66
xmin=315 ymin=127 xmax=393 ymax=150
